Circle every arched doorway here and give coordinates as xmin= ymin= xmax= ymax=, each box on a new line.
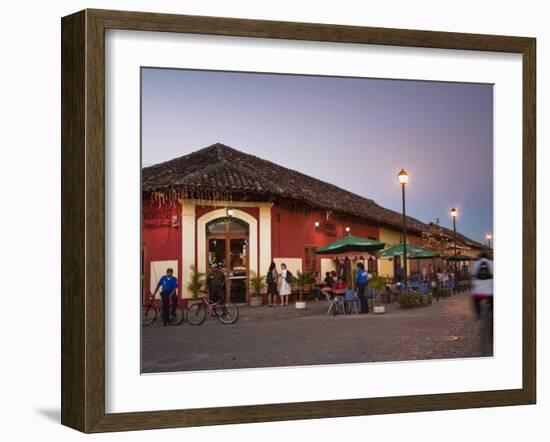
xmin=206 ymin=217 xmax=249 ymax=303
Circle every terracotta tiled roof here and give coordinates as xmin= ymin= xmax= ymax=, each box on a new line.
xmin=428 ymin=223 xmax=489 ymax=250
xmin=142 ymin=143 xmax=480 ymax=243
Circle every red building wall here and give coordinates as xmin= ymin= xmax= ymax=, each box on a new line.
xmin=142 ymin=200 xmax=182 ymax=302
xmin=271 ymin=204 xmax=380 ymax=270
xmin=142 ymin=199 xmax=403 ymax=303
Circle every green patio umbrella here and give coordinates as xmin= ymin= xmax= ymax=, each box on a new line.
xmin=378 ymin=244 xmax=434 ymax=259
xmin=315 ymin=235 xmax=385 ymax=255
xmin=409 ymin=247 xmax=439 ymax=259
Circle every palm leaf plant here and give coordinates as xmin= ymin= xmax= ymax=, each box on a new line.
xmin=249 ymin=271 xmax=266 ymax=296
xmin=187 ymin=265 xmax=206 ymax=300
xmin=294 ymin=271 xmax=313 ymax=301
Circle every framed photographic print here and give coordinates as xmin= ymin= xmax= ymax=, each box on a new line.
xmin=61 ymin=9 xmax=536 ymax=433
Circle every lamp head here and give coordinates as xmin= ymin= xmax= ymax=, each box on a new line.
xmin=398 ymin=169 xmax=408 ymax=185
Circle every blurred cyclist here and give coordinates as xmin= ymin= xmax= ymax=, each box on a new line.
xmin=471 ymin=251 xmax=493 ymax=318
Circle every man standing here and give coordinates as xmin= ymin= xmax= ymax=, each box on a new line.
xmin=152 ymin=268 xmax=178 ymax=326
xmin=356 ymin=262 xmax=370 ymax=314
xmin=208 ymin=263 xmax=226 ymax=304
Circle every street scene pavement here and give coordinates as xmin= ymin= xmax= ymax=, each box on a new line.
xmin=141 ymin=292 xmax=492 ymax=373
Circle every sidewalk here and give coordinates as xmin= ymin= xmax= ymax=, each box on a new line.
xmin=236 ymin=296 xmax=401 ymax=322
xmin=236 ymin=291 xmax=472 ymax=322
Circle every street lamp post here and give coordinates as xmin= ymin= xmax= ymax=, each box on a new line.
xmin=486 ymin=233 xmax=492 ymax=248
xmin=451 ymin=208 xmax=458 ymax=292
xmin=398 ymin=169 xmax=408 ymax=288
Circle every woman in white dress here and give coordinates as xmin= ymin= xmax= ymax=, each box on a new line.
xmin=278 ymin=263 xmax=292 ymax=306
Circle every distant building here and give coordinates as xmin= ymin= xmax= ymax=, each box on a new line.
xmin=142 ymin=143 xmax=488 ymax=304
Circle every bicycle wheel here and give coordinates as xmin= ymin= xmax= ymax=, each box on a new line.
xmin=217 ymin=303 xmax=239 ymax=324
xmin=186 ymin=303 xmax=206 ymax=325
xmin=141 ymin=304 xmax=157 ymax=327
xmin=168 ymin=305 xmax=184 ymax=326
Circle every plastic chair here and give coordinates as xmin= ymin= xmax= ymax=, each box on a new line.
xmin=325 ymin=292 xmax=343 ymax=315
xmin=344 ymin=288 xmax=358 ymax=314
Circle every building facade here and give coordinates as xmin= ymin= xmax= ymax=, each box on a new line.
xmin=142 ymin=143 xmax=488 ymax=304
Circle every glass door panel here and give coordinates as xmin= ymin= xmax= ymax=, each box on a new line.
xmin=229 ymin=239 xmax=248 ymax=303
xmin=208 ymin=238 xmax=227 ymax=270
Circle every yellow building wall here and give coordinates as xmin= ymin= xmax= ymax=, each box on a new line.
xmin=378 ymin=228 xmax=422 ymax=278
xmin=378 ymin=228 xmax=401 ymax=278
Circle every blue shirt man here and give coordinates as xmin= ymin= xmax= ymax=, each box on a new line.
xmin=158 ymin=274 xmax=178 ymax=294
xmin=356 ymin=267 xmax=369 ymax=285
xmin=356 ymin=263 xmax=369 ymax=314
xmin=153 ymin=268 xmax=178 ymax=326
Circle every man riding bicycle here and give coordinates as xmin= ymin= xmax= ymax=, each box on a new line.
xmin=471 ymin=251 xmax=493 ymax=318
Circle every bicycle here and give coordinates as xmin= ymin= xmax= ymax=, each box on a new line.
xmin=186 ymin=293 xmax=239 ymax=325
xmin=141 ymin=293 xmax=184 ymax=326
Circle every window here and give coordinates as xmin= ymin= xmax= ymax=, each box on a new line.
xmin=304 ymin=246 xmax=318 ymax=273
xmin=367 ymin=258 xmax=377 ymax=274
xmin=206 ymin=217 xmax=249 ymax=235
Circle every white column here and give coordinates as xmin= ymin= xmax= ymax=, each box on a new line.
xmin=181 ymin=200 xmax=196 ymax=299
xmin=259 ymin=204 xmax=272 ymax=282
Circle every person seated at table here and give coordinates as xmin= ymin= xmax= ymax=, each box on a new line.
xmin=311 ymin=271 xmax=322 ymax=299
xmin=324 ymin=271 xmax=335 ymax=289
xmin=410 ymin=272 xmax=421 ymax=284
xmin=332 ymin=277 xmax=348 ymax=305
xmin=326 ymin=277 xmax=346 ymax=314
xmin=322 ymin=272 xmax=337 ymax=298
xmin=333 ymin=277 xmax=347 ymax=293
xmin=330 ymin=270 xmax=338 ymax=287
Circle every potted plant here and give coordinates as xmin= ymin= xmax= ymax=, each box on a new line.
xmin=369 ymin=275 xmax=387 ymax=314
xmin=293 ymin=271 xmax=313 ymax=310
xmin=248 ymin=271 xmax=265 ymax=307
xmin=186 ymin=265 xmax=206 ymax=306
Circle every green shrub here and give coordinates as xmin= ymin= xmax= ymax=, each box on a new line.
xmin=369 ymin=275 xmax=387 ymax=291
xmin=433 ymin=287 xmax=450 ymax=301
xmin=399 ymin=292 xmax=430 ymax=308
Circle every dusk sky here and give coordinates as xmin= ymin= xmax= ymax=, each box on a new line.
xmin=141 ymin=68 xmax=493 ymax=243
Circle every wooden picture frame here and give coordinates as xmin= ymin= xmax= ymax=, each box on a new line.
xmin=61 ymin=9 xmax=536 ymax=433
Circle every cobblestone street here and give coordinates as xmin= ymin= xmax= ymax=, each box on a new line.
xmin=141 ymin=292 xmax=493 ymax=373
